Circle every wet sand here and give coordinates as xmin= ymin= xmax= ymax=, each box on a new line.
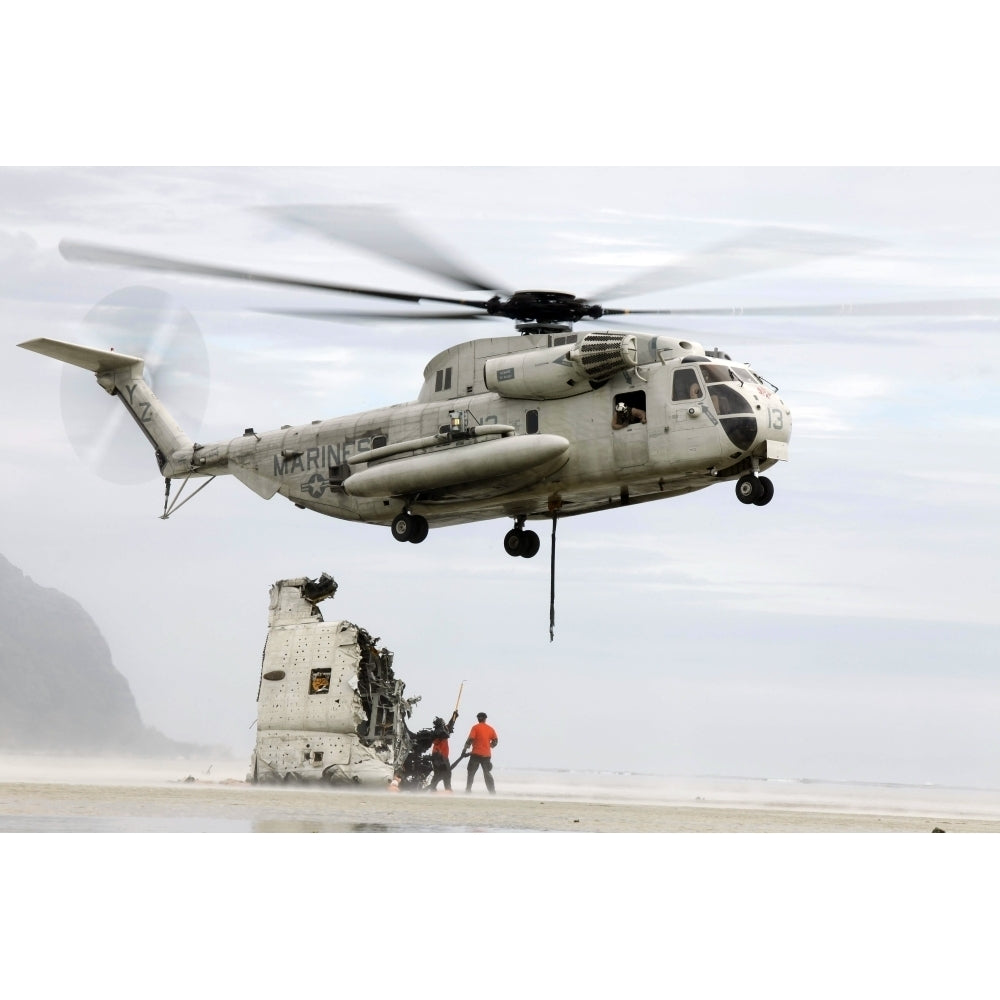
xmin=3 ymin=777 xmax=999 ymax=832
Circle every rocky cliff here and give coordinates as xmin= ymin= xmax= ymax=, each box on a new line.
xmin=0 ymin=553 xmax=199 ymax=755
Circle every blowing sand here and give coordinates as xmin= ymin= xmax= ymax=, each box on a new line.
xmin=3 ymin=762 xmax=1000 ymax=832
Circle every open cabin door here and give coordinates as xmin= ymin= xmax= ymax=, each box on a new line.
xmin=611 ymin=390 xmax=649 ymax=470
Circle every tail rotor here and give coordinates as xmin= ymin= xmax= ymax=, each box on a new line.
xmin=59 ymin=285 xmax=210 ymax=484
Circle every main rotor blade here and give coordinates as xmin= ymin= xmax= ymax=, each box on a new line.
xmin=260 ymin=204 xmax=507 ymax=293
xmin=59 ymin=240 xmax=493 ymax=310
xmin=588 ymin=227 xmax=883 ymax=302
xmin=256 ymin=307 xmax=490 ymax=323
xmin=608 ymin=298 xmax=1000 ymax=318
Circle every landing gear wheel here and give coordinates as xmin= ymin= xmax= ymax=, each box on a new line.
xmin=520 ymin=530 xmax=541 ymax=558
xmin=752 ymin=476 xmax=774 ymax=506
xmin=392 ymin=513 xmax=418 ymax=542
xmin=504 ymin=528 xmax=526 ymax=557
xmin=504 ymin=527 xmax=541 ymax=558
xmin=407 ymin=514 xmax=429 ymax=543
xmin=735 ymin=474 xmax=764 ymax=504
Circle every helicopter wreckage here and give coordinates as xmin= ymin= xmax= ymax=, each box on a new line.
xmin=249 ymin=571 xmax=442 ymax=789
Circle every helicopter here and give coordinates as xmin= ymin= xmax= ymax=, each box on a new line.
xmin=18 ymin=206 xmax=997 ymax=559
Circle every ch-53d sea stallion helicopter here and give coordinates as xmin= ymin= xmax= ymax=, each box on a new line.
xmin=18 ymin=206 xmax=995 ymax=559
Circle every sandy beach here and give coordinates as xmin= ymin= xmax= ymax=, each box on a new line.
xmin=4 ymin=780 xmax=1000 ymax=832
xmin=5 ymin=756 xmax=994 ymax=998
xmin=2 ymin=756 xmax=1000 ymax=831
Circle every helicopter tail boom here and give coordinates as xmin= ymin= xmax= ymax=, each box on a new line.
xmin=18 ymin=337 xmax=195 ymax=477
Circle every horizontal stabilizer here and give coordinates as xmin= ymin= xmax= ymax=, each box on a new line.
xmin=230 ymin=463 xmax=280 ymax=499
xmin=18 ymin=337 xmax=143 ymax=373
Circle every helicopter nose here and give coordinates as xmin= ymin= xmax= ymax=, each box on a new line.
xmin=760 ymin=394 xmax=792 ymax=460
xmin=770 ymin=395 xmax=792 ymax=441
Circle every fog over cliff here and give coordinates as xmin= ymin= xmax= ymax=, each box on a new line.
xmin=0 ymin=552 xmax=211 ymax=755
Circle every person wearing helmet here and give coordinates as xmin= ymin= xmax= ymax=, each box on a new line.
xmin=612 ymin=400 xmax=646 ymax=429
xmin=463 ymin=712 xmax=499 ymax=794
xmin=429 ymin=711 xmax=458 ymax=792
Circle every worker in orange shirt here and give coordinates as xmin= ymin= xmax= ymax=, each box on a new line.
xmin=429 ymin=710 xmax=458 ymax=792
xmin=463 ymin=711 xmax=498 ymax=794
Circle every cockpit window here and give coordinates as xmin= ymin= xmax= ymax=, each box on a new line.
xmin=732 ymin=367 xmax=759 ymax=385
xmin=700 ymin=364 xmax=735 ymax=385
xmin=706 ymin=384 xmax=753 ymax=416
xmin=672 ymin=369 xmax=703 ymax=401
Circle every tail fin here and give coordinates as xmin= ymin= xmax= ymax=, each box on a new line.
xmin=18 ymin=337 xmax=195 ymax=475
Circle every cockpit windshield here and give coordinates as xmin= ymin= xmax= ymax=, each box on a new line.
xmin=699 ymin=364 xmax=764 ymax=388
xmin=699 ymin=363 xmax=734 ymax=385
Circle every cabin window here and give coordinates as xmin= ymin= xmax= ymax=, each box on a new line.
xmin=435 ymin=367 xmax=453 ymax=392
xmin=612 ymin=391 xmax=647 ymax=429
xmin=526 ymin=409 xmax=539 ymax=434
xmin=673 ymin=369 xmax=702 ymax=401
xmin=372 ymin=434 xmax=387 ymax=450
xmin=309 ymin=668 xmax=331 ymax=694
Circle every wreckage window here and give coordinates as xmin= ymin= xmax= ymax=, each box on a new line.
xmin=309 ymin=668 xmax=331 ymax=695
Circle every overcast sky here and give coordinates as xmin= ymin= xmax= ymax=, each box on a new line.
xmin=3 ymin=164 xmax=999 ymax=788
xmin=9 ymin=14 xmax=1000 ymax=993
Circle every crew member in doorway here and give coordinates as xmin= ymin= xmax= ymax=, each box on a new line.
xmin=429 ymin=710 xmax=458 ymax=792
xmin=612 ymin=401 xmax=647 ymax=429
xmin=464 ymin=712 xmax=499 ymax=794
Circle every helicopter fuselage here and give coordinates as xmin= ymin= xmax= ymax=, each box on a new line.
xmin=168 ymin=330 xmax=791 ymax=534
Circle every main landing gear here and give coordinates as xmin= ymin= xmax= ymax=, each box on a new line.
xmin=735 ymin=473 xmax=774 ymax=506
xmin=391 ymin=511 xmax=429 ymax=543
xmin=503 ymin=518 xmax=541 ymax=558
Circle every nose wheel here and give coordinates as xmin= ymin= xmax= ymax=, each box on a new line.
xmin=735 ymin=474 xmax=774 ymax=506
xmin=391 ymin=511 xmax=429 ymax=543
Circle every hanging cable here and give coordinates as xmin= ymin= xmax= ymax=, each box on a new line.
xmin=549 ymin=511 xmax=558 ymax=642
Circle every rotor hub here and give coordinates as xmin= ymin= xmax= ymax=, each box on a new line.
xmin=487 ymin=290 xmax=604 ymax=324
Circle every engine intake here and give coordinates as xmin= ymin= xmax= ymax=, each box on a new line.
xmin=483 ymin=332 xmax=638 ymax=400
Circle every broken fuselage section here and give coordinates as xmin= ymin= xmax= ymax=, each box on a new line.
xmin=249 ymin=573 xmax=419 ymax=786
